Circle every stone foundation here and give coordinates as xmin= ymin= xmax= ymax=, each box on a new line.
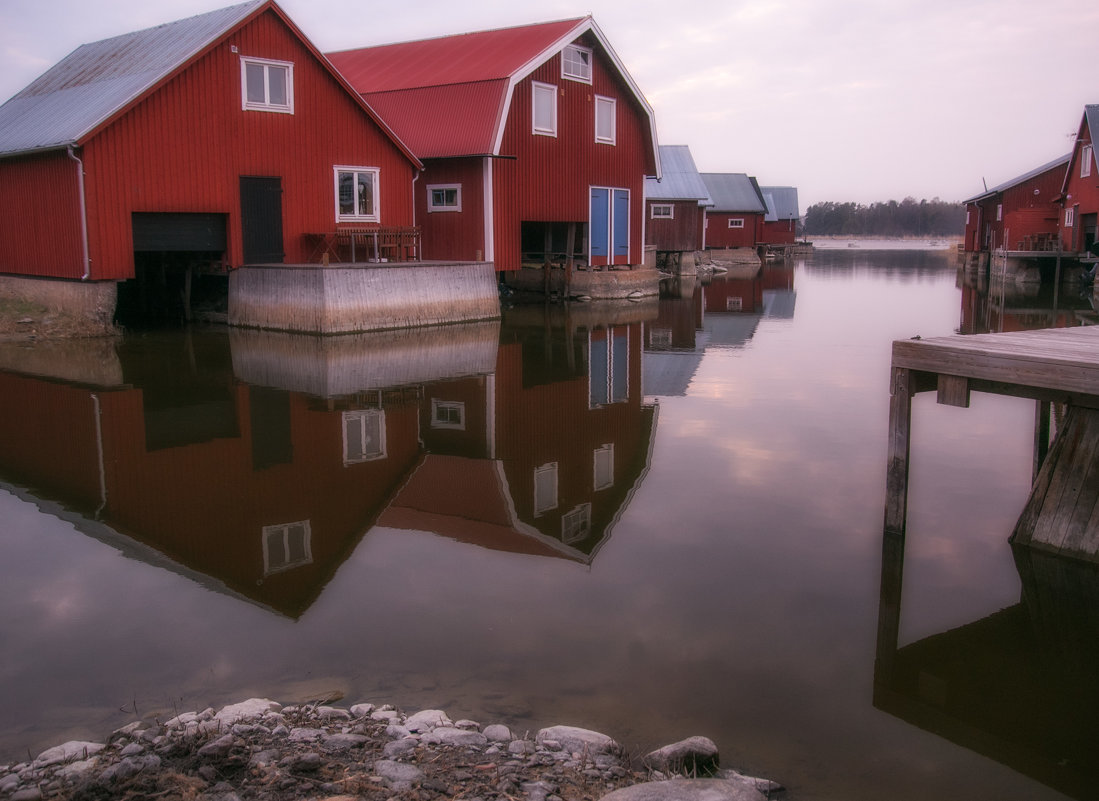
xmin=503 ymin=266 xmax=662 ymax=299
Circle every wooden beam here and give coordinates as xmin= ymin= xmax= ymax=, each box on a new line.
xmin=884 ymin=366 xmax=913 ymax=537
xmin=936 ymin=374 xmax=970 ymax=408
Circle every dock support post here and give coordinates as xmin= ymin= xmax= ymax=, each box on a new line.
xmin=884 ymin=367 xmax=913 ymax=536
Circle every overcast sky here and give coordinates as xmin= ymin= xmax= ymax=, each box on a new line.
xmin=2 ymin=0 xmax=1096 ymax=210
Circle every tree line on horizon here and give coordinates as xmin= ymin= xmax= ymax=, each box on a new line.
xmin=802 ymin=198 xmax=965 ymax=237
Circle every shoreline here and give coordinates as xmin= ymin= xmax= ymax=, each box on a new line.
xmin=0 ymin=698 xmax=784 ymax=801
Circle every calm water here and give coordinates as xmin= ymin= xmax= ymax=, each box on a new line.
xmin=1 ymin=248 xmax=1096 ymax=800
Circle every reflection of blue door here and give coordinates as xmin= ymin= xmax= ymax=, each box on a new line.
xmin=589 ymin=187 xmax=629 ymax=266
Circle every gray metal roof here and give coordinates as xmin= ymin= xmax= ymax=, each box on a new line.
xmin=700 ymin=173 xmax=766 ymax=213
xmin=0 ymin=1 xmax=265 ymax=156
xmin=644 ymin=145 xmax=712 ymax=203
xmin=759 ymin=186 xmax=799 ymax=221
xmin=963 ymin=153 xmax=1071 ymax=203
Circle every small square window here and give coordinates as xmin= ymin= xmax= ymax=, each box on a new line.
xmin=728 ymin=218 xmax=745 ymax=229
xmin=427 ymin=184 xmax=462 ymax=213
xmin=562 ymin=504 xmax=591 ymax=544
xmin=727 ymin=297 xmax=743 ymax=311
xmin=562 ymin=44 xmax=592 ymax=83
xmin=595 ymin=95 xmax=616 ymax=145
xmin=533 ymin=82 xmax=557 ymax=136
xmin=651 ymin=204 xmax=673 ymax=219
xmin=1082 ymin=144 xmax=1093 ymax=178
xmin=431 ymin=399 xmax=465 ymax=429
xmin=335 ymin=167 xmax=379 ymax=222
xmin=262 ymin=520 xmax=312 ymax=575
xmin=343 ymin=409 xmax=386 ymax=464
xmin=241 ymin=57 xmax=293 ymax=114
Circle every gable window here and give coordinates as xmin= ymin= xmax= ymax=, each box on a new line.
xmin=562 ymin=44 xmax=592 ymax=83
xmin=534 ymin=462 xmax=558 ymax=516
xmin=427 ymin=184 xmax=462 ymax=212
xmin=241 ymin=57 xmax=293 ymax=114
xmin=651 ymin=204 xmax=673 ymax=219
xmin=1066 ymin=208 xmax=1075 ymax=227
xmin=728 ymin=218 xmax=745 ymax=228
xmin=431 ymin=399 xmax=465 ymax=430
xmin=532 ymin=82 xmax=557 ymax=136
xmin=335 ymin=167 xmax=379 ymax=222
xmin=1083 ymin=144 xmax=1094 ymax=178
xmin=262 ymin=520 xmax=312 ymax=575
xmin=562 ymin=504 xmax=592 ymax=544
xmin=343 ymin=409 xmax=386 ymax=464
xmin=595 ymin=95 xmax=616 ymax=145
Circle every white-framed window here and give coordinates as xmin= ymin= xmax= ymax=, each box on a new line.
xmin=562 ymin=504 xmax=591 ymax=544
xmin=1066 ymin=208 xmax=1075 ymax=227
xmin=241 ymin=56 xmax=293 ymax=114
xmin=561 ymin=44 xmax=592 ymax=83
xmin=595 ymin=95 xmax=616 ymax=145
xmin=649 ymin=327 xmax=672 ymax=347
xmin=334 ymin=166 xmax=379 ymax=222
xmin=651 ymin=204 xmax=674 ymax=219
xmin=1082 ymin=144 xmax=1094 ymax=178
xmin=534 ymin=462 xmax=558 ymax=516
xmin=726 ymin=297 xmax=743 ymax=311
xmin=427 ymin=184 xmax=462 ymax=212
xmin=431 ymin=399 xmax=465 ymax=430
xmin=262 ymin=520 xmax=312 ymax=575
xmin=965 ymin=210 xmax=971 ymax=225
xmin=728 ymin=218 xmax=745 ymax=229
xmin=532 ymin=81 xmax=557 ymax=137
xmin=996 ymin=204 xmax=1003 ymax=222
xmin=343 ymin=409 xmax=386 ymax=464
xmin=593 ymin=444 xmax=614 ymax=491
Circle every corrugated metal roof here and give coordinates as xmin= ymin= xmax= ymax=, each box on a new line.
xmin=964 ymin=153 xmax=1070 ymax=203
xmin=700 ymin=173 xmax=766 ymax=213
xmin=759 ymin=186 xmax=799 ymax=221
xmin=644 ymin=145 xmax=711 ymax=203
xmin=0 ymin=1 xmax=265 ymax=156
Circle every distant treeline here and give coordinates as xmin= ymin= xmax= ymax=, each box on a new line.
xmin=802 ymin=198 xmax=965 ymax=237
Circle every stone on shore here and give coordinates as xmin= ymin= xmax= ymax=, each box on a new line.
xmin=214 ymin=698 xmax=281 ymax=728
xmin=536 ymin=725 xmax=621 ymax=756
xmin=600 ymin=777 xmax=766 ymax=801
xmin=643 ymin=736 xmax=720 ymax=776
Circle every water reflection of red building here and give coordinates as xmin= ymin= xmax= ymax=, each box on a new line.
xmin=958 ymin=274 xmax=1094 ymax=335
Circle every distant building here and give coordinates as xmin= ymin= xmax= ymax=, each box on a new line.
xmin=962 ymin=155 xmax=1069 ymax=256
xmin=758 ymin=186 xmax=801 ymax=246
xmin=644 ymin=145 xmax=711 ymax=256
xmin=699 ymin=173 xmax=767 ymax=249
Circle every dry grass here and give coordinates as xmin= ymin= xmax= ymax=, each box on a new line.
xmin=0 ymin=298 xmax=119 ymax=340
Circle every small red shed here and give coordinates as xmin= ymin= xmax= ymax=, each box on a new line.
xmin=644 ymin=145 xmax=712 ymax=253
xmin=0 ymin=0 xmax=420 ymax=318
xmin=757 ymin=186 xmax=800 ymax=246
xmin=700 ymin=173 xmax=767 ymax=249
xmin=1059 ymin=105 xmax=1099 ymax=254
xmin=328 ymin=18 xmax=661 ymax=272
xmin=962 ymin=154 xmax=1069 ymax=255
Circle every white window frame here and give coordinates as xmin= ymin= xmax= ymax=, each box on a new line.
xmin=534 ymin=462 xmax=559 ymax=516
xmin=561 ymin=44 xmax=593 ymax=83
xmin=561 ymin=504 xmax=592 ymax=544
xmin=727 ymin=297 xmax=743 ymax=311
xmin=241 ymin=56 xmax=294 ymax=114
xmin=431 ymin=399 xmax=466 ymax=430
xmin=342 ymin=409 xmax=386 ymax=465
xmin=262 ymin=520 xmax=312 ymax=575
xmin=965 ymin=210 xmax=971 ymax=225
xmin=1082 ymin=144 xmax=1093 ymax=178
xmin=595 ymin=95 xmax=616 ymax=145
xmin=532 ymin=81 xmax=557 ymax=137
xmin=334 ymin=166 xmax=380 ymax=223
xmin=1065 ymin=208 xmax=1075 ymax=227
xmin=427 ymin=184 xmax=462 ymax=213
xmin=651 ymin=204 xmax=674 ymax=219
xmin=593 ymin=444 xmax=614 ymax=491
xmin=996 ymin=204 xmax=1003 ymax=222
xmin=728 ymin=218 xmax=745 ymax=229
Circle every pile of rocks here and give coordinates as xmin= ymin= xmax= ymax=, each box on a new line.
xmin=0 ymin=699 xmax=783 ymax=801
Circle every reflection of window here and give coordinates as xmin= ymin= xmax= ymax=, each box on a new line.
xmin=241 ymin=57 xmax=293 ymax=113
xmin=428 ymin=184 xmax=461 ymax=212
xmin=561 ymin=44 xmax=592 ymax=83
xmin=263 ymin=520 xmax=312 ymax=575
xmin=589 ymin=328 xmax=629 ymax=406
xmin=594 ymin=444 xmax=614 ymax=490
xmin=595 ymin=96 xmax=616 ymax=145
xmin=431 ymin=399 xmax=465 ymax=430
xmin=343 ymin=409 xmax=386 ymax=464
xmin=534 ymin=462 xmax=558 ymax=516
xmin=533 ymin=82 xmax=557 ymax=136
xmin=649 ymin=327 xmax=672 ymax=347
xmin=726 ymin=297 xmax=743 ymax=311
xmin=562 ymin=504 xmax=591 ymax=544
xmin=335 ymin=167 xmax=379 ymax=222
xmin=996 ymin=204 xmax=1002 ymax=222
xmin=1082 ymin=145 xmax=1093 ymax=178
xmin=728 ymin=218 xmax=744 ymax=228
xmin=651 ymin=204 xmax=673 ymax=219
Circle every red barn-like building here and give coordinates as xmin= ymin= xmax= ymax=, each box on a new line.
xmin=757 ymin=186 xmax=800 ymax=247
xmin=644 ymin=145 xmax=711 ymax=254
xmin=962 ymin=155 xmax=1069 ymax=256
xmin=0 ymin=0 xmax=419 ymax=319
xmin=1060 ymin=105 xmax=1099 ymax=254
xmin=700 ymin=173 xmax=767 ymax=249
xmin=328 ymin=18 xmax=660 ymax=273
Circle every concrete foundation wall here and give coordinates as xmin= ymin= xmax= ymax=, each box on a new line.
xmin=0 ymin=275 xmax=117 ymax=323
xmin=503 ymin=266 xmax=662 ymax=299
xmin=228 ymin=262 xmax=500 ymax=334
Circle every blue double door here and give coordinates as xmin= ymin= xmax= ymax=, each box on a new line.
xmin=589 ymin=187 xmax=630 ymax=267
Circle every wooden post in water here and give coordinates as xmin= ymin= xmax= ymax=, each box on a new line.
xmin=884 ymin=366 xmax=913 ymax=536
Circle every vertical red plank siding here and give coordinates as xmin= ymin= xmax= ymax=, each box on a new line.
xmin=494 ymin=38 xmax=651 ymax=270
xmin=0 ymin=152 xmax=85 ymax=278
xmin=759 ymin=219 xmax=795 ymax=246
xmin=417 ymin=157 xmax=485 ymax=261
xmin=73 ymin=8 xmax=414 ymax=280
xmin=645 ymin=200 xmax=703 ymax=251
xmin=706 ymin=212 xmax=760 ymax=248
xmin=1063 ymin=125 xmax=1098 ymax=251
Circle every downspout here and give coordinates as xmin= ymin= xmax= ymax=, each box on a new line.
xmin=67 ymin=145 xmax=91 ymax=280
xmin=411 ymin=167 xmax=422 ymax=260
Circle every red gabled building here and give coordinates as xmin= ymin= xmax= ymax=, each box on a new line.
xmin=328 ymin=17 xmax=660 ymax=272
xmin=757 ymin=186 xmax=800 ymax=247
xmin=962 ymin=154 xmax=1069 ymax=256
xmin=699 ymin=173 xmax=767 ymax=249
xmin=0 ymin=0 xmax=419 ymax=317
xmin=1060 ymin=105 xmax=1099 ymax=255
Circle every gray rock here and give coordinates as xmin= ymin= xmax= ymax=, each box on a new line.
xmin=386 ymin=724 xmax=412 ymax=739
xmin=197 ymin=734 xmax=236 ymax=759
xmin=34 ymin=741 xmax=106 ymax=767
xmin=643 ymin=736 xmax=720 ymax=777
xmin=454 ymin=719 xmax=481 ymax=730
xmin=717 ymin=769 xmax=785 ymax=797
xmin=484 ymin=724 xmax=512 ymax=742
xmin=1 ymin=774 xmax=22 ymax=793
xmin=316 ymin=706 xmax=351 ymax=722
xmin=11 ymin=788 xmax=42 ymax=801
xmin=406 ymin=709 xmax=450 ymax=732
xmin=119 ymin=743 xmax=145 ymax=757
xmin=509 ymin=739 xmax=536 ymax=756
xmin=371 ymin=709 xmax=401 ymax=723
xmin=382 ymin=738 xmax=418 ymax=759
xmin=523 ymin=780 xmax=557 ymax=801
xmin=288 ymin=727 xmax=324 ymax=743
xmin=599 ymin=778 xmax=766 ymax=801
xmin=213 ymin=699 xmax=281 ymax=728
xmin=375 ymin=759 xmax=424 ymax=790
xmin=322 ymin=733 xmax=368 ymax=751
xmin=423 ymin=727 xmax=488 ymax=747
xmin=98 ymin=755 xmax=161 ymax=784
xmin=536 ymin=726 xmax=621 ymax=756
xmin=292 ymin=752 xmax=323 ymax=772
xmin=249 ymin=749 xmax=281 ymax=767
xmin=350 ymin=703 xmax=375 ymax=717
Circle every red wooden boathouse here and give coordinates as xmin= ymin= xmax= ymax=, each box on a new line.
xmin=699 ymin=173 xmax=767 ymax=250
xmin=757 ymin=186 xmax=801 ymax=247
xmin=1060 ymin=105 xmax=1099 ymax=255
xmin=327 ymin=17 xmax=661 ymax=274
xmin=962 ymin=154 xmax=1069 ymax=258
xmin=644 ymin=145 xmax=711 ymax=253
xmin=0 ymin=0 xmax=420 ymax=321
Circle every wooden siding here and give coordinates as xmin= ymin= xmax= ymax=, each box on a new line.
xmin=646 ymin=199 xmax=703 ymax=251
xmin=416 ymin=157 xmax=485 ymax=261
xmin=493 ymin=35 xmax=652 ymax=271
xmin=759 ymin=219 xmax=796 ymax=246
xmin=706 ymin=212 xmax=760 ymax=249
xmin=1063 ymin=125 xmax=1099 ymax=251
xmin=0 ymin=151 xmax=86 ymax=279
xmin=67 ymin=8 xmax=414 ymax=280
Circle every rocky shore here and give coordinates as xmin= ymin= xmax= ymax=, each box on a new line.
xmin=0 ymin=699 xmax=784 ymax=801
